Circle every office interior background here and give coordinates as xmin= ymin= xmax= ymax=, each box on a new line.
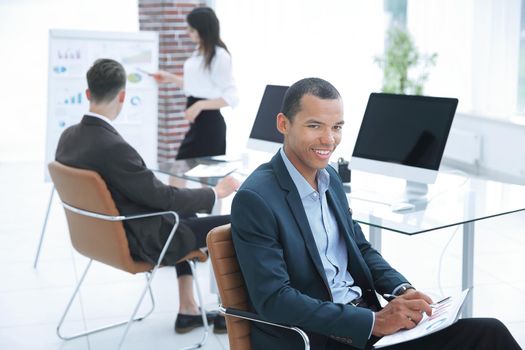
xmin=1 ymin=0 xmax=524 ymax=348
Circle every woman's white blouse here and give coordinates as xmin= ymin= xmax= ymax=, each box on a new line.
xmin=183 ymin=46 xmax=239 ymax=108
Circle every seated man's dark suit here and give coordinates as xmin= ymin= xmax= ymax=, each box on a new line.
xmin=231 ymin=152 xmax=521 ymax=350
xmin=56 ymin=115 xmax=216 ymax=264
xmin=231 ymin=152 xmax=408 ymax=350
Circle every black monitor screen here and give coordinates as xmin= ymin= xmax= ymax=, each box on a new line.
xmin=249 ymin=85 xmax=288 ymax=143
xmin=353 ymin=93 xmax=458 ymax=170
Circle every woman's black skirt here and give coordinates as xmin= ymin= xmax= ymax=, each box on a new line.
xmin=175 ymin=96 xmax=226 ymax=160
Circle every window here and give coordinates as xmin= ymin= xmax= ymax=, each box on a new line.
xmin=518 ymin=1 xmax=525 ymax=114
xmin=384 ymin=0 xmax=407 ymax=28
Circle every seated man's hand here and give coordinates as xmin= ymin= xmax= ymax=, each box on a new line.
xmin=372 ymin=290 xmax=433 ymax=337
xmin=214 ymin=176 xmax=240 ymax=199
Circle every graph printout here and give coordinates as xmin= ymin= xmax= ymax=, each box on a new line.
xmin=374 ymin=289 xmax=469 ymax=348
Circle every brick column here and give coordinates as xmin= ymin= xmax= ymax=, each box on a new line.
xmin=138 ymin=0 xmax=206 ymax=161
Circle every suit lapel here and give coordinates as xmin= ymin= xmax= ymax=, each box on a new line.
xmin=271 ymin=153 xmax=332 ymax=295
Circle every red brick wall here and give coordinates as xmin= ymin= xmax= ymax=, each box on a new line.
xmin=138 ymin=0 xmax=207 ymax=161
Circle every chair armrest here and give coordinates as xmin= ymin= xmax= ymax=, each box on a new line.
xmin=61 ymin=202 xmax=179 ymax=268
xmin=218 ymin=306 xmax=310 ymax=350
xmin=123 ymin=211 xmax=179 ymax=267
xmin=222 ymin=307 xmax=269 ymax=324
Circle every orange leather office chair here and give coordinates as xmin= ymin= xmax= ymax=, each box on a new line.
xmin=48 ymin=161 xmax=209 ymax=350
xmin=207 ymin=224 xmax=310 ymax=350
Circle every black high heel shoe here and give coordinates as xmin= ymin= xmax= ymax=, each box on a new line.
xmin=174 ymin=310 xmax=217 ymax=334
xmin=213 ymin=314 xmax=227 ymax=334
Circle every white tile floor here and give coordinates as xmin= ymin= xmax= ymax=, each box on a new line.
xmin=1 ymin=161 xmax=524 ymax=349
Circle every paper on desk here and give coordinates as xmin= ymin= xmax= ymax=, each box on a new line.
xmin=184 ymin=163 xmax=238 ymax=178
xmin=374 ymin=289 xmax=469 ymax=348
xmin=210 ymin=154 xmax=243 ymax=162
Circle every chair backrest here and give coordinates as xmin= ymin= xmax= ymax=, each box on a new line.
xmin=48 ymin=161 xmax=151 ymax=274
xmin=207 ymin=224 xmax=252 ymax=350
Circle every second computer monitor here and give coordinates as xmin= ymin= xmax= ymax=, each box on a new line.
xmin=350 ymin=93 xmax=458 ymax=184
xmin=247 ymin=84 xmax=288 ymax=153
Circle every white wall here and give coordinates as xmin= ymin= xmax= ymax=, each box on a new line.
xmin=0 ymin=0 xmax=138 ymax=162
xmin=2 ymin=0 xmax=525 ymax=187
xmin=408 ymin=0 xmax=522 ymax=118
xmin=443 ymin=114 xmax=525 ymax=185
xmin=407 ymin=0 xmax=525 ymax=184
xmin=214 ymin=0 xmax=386 ymax=160
xmin=408 ymin=0 xmax=474 ymax=110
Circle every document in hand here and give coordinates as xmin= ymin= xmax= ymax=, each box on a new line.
xmin=184 ymin=163 xmax=238 ymax=178
xmin=374 ymin=289 xmax=470 ymax=348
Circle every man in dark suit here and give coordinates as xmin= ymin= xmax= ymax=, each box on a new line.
xmin=56 ymin=58 xmax=238 ymax=333
xmin=231 ymin=78 xmax=520 ymax=350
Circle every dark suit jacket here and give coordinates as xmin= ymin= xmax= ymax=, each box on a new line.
xmin=231 ymin=152 xmax=409 ymax=350
xmin=55 ymin=115 xmax=215 ymax=265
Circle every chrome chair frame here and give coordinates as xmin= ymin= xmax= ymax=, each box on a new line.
xmin=207 ymin=224 xmax=310 ymax=350
xmin=218 ymin=305 xmax=310 ymax=350
xmin=56 ymin=203 xmax=208 ymax=350
xmin=33 ymin=186 xmax=55 ymax=268
xmin=34 ymin=171 xmax=166 ymax=268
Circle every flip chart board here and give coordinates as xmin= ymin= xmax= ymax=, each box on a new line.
xmin=45 ymin=29 xmax=159 ymax=180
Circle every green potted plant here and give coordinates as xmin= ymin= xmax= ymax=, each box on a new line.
xmin=374 ymin=26 xmax=438 ymax=95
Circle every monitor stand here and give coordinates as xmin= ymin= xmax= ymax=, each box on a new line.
xmin=405 ymin=181 xmax=428 ymax=198
xmin=390 ymin=181 xmax=429 ymax=213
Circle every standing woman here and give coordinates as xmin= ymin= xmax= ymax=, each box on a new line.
xmin=154 ymin=6 xmax=238 ymax=160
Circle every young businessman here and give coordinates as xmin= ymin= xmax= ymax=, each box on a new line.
xmin=231 ymin=78 xmax=520 ymax=350
xmin=55 ymin=58 xmax=238 ymax=333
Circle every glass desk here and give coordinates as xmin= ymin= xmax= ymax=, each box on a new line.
xmin=156 ymin=157 xmax=525 ymax=317
xmin=156 ymin=157 xmax=225 ymax=186
xmin=156 ymin=152 xmax=272 ymax=186
xmin=347 ymin=170 xmax=525 ymax=317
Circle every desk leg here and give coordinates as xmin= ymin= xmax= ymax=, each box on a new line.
xmin=462 ymin=221 xmax=475 ymax=318
xmin=369 ymin=226 xmax=382 ymax=252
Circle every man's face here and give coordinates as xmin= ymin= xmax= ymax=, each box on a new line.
xmin=277 ymin=94 xmax=344 ymax=183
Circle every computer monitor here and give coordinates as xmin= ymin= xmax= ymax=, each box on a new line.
xmin=246 ymin=84 xmax=288 ymax=153
xmin=350 ymin=93 xmax=458 ymax=186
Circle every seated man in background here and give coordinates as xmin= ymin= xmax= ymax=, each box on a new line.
xmin=231 ymin=77 xmax=520 ymax=350
xmin=55 ymin=58 xmax=238 ymax=334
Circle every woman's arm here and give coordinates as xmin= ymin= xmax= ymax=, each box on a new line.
xmin=185 ymin=97 xmax=228 ymax=122
xmin=210 ymin=49 xmax=239 ymax=108
xmin=152 ymin=70 xmax=183 ymax=88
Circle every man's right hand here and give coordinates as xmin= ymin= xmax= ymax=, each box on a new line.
xmin=214 ymin=176 xmax=240 ymax=199
xmin=372 ymin=290 xmax=433 ymax=337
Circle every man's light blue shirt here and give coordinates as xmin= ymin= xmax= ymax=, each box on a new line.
xmin=279 ymin=148 xmax=362 ymax=304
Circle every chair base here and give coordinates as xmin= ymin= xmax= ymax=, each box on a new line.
xmin=57 ymin=259 xmax=209 ymax=349
xmin=219 ymin=305 xmax=310 ymax=350
xmin=56 ymin=259 xmax=155 ymax=342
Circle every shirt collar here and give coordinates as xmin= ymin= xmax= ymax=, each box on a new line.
xmin=85 ymin=112 xmax=115 ymax=127
xmin=280 ymin=147 xmax=330 ymax=199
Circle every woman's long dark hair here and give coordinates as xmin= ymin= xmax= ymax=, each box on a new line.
xmin=187 ymin=7 xmax=229 ymax=70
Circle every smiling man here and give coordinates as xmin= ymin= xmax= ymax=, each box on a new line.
xmin=231 ymin=78 xmax=519 ymax=350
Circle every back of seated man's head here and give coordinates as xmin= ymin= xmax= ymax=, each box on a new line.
xmin=86 ymin=58 xmax=126 ymax=103
xmin=281 ymin=77 xmax=341 ymax=121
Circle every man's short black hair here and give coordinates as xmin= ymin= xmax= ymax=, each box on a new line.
xmin=281 ymin=77 xmax=341 ymax=121
xmin=86 ymin=58 xmax=126 ymax=103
